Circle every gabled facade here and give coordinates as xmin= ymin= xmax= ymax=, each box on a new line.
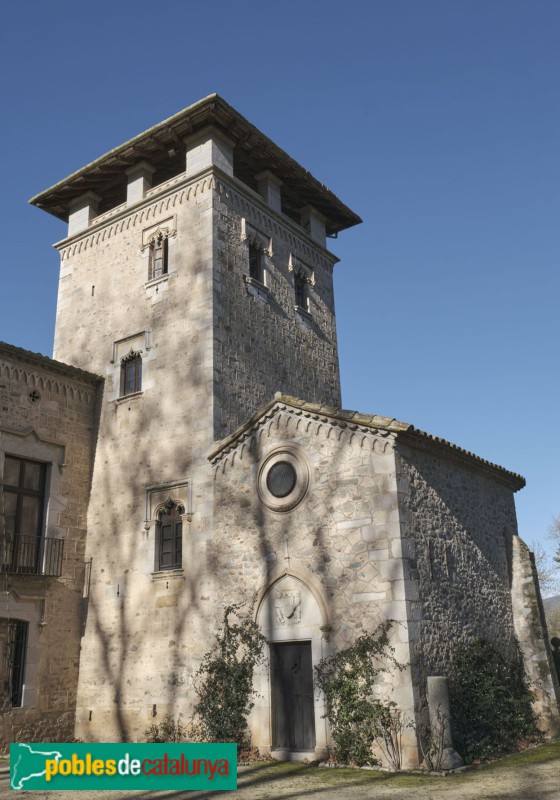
xmin=210 ymin=395 xmax=559 ymax=760
xmin=0 ymin=95 xmax=557 ymax=762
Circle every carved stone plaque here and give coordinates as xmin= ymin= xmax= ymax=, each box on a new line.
xmin=275 ymin=590 xmax=301 ymax=625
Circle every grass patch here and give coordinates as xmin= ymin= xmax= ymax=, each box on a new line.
xmin=236 ymin=740 xmax=560 ymax=791
xmin=477 ymin=740 xmax=560 ymax=770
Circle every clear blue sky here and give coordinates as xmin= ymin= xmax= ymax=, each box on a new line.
xmin=1 ymin=2 xmax=558 ymax=571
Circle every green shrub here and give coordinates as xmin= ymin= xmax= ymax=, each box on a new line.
xmin=448 ymin=638 xmax=539 ymax=761
xmin=192 ymin=602 xmax=266 ymax=747
xmin=314 ymin=620 xmax=405 ymax=766
xmin=145 ymin=714 xmax=186 ymax=742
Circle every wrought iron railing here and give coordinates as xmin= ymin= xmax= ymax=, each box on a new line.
xmin=0 ymin=534 xmax=64 ymax=577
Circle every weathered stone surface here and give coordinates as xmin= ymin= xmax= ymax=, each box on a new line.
xmin=0 ymin=344 xmax=99 ymax=751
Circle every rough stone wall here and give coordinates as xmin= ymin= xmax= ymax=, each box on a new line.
xmin=511 ymin=536 xmax=560 ymax=734
xmin=395 ymin=442 xmax=522 ymax=714
xmin=0 ymin=347 xmax=99 ymax=749
xmin=212 ymin=176 xmax=341 ymax=439
xmin=212 ymin=406 xmax=419 ymax=766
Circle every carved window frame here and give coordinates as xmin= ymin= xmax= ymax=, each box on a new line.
xmin=257 ymin=446 xmax=310 ymax=513
xmin=141 ymin=217 xmax=177 ymax=287
xmin=288 ymin=254 xmax=314 ymax=315
xmin=110 ymin=331 xmax=152 ymax=404
xmin=241 ymin=219 xmax=272 ymax=291
xmin=144 ymin=481 xmax=192 ymax=577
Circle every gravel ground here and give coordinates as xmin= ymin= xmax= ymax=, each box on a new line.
xmin=2 ymin=746 xmax=559 ymax=800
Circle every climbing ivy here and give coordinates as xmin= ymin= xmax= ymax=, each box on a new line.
xmin=314 ymin=620 xmax=405 ymax=766
xmin=191 ymin=602 xmax=267 ymax=748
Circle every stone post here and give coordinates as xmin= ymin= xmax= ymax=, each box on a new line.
xmin=184 ymin=126 xmax=234 ymax=178
xmin=68 ymin=191 xmax=101 ymax=237
xmin=426 ymin=676 xmax=464 ymax=770
xmin=256 ymin=170 xmax=282 ymax=213
xmin=125 ymin=161 xmax=155 ymax=206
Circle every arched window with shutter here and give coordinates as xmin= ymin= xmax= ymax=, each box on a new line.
xmin=156 ymin=500 xmax=183 ymax=571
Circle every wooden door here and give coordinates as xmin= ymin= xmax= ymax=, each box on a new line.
xmin=271 ymin=642 xmax=316 ymax=751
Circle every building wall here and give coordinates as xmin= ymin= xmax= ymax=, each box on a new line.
xmin=0 ymin=346 xmax=99 ymax=749
xmin=55 ymin=174 xmax=219 ymax=743
xmin=395 ymin=442 xmax=523 ymax=715
xmin=211 ymin=404 xmax=419 ymax=766
xmin=212 ymin=175 xmax=341 ymax=439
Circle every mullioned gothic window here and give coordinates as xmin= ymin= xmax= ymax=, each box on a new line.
xmin=294 ymin=272 xmax=308 ymax=310
xmin=288 ymin=254 xmax=314 ymax=315
xmin=248 ymin=242 xmax=265 ymax=284
xmin=156 ymin=500 xmax=183 ymax=571
xmin=120 ymin=351 xmax=142 ymax=396
xmin=148 ymin=233 xmax=168 ymax=281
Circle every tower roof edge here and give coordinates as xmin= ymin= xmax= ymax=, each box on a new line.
xmin=29 ymin=94 xmax=362 ymax=236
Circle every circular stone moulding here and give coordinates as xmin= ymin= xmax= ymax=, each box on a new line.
xmin=258 ymin=448 xmax=309 ymax=512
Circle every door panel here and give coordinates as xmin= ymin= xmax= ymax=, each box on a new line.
xmin=271 ymin=642 xmax=315 ymax=750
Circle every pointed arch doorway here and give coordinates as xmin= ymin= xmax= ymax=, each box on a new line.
xmin=252 ymin=573 xmax=329 ymax=760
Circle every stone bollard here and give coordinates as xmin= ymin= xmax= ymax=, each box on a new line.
xmin=426 ymin=676 xmax=464 ymax=770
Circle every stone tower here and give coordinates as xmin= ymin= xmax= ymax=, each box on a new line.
xmin=30 ymin=95 xmax=361 ymax=742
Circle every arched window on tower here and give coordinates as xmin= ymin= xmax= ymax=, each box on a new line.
xmin=120 ymin=351 xmax=142 ymax=396
xmin=248 ymin=241 xmax=264 ymax=284
xmin=156 ymin=500 xmax=183 ymax=571
xmin=148 ymin=232 xmax=168 ymax=281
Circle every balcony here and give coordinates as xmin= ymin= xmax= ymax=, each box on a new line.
xmin=0 ymin=535 xmax=64 ymax=577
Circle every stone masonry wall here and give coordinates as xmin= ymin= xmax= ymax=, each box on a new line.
xmin=395 ymin=442 xmax=521 ymax=717
xmin=212 ymin=176 xmax=341 ymax=439
xmin=211 ymin=405 xmax=420 ymax=767
xmin=0 ymin=346 xmax=99 ymax=749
